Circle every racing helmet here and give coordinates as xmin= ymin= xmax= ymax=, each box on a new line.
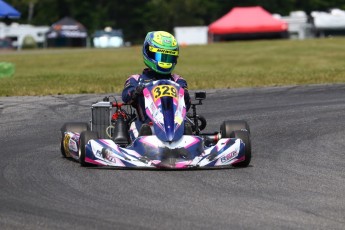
xmin=143 ymin=31 xmax=179 ymax=74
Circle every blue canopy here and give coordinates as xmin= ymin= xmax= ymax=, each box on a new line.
xmin=0 ymin=0 xmax=21 ymax=18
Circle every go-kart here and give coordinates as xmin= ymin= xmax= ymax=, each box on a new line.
xmin=60 ymin=79 xmax=251 ymax=169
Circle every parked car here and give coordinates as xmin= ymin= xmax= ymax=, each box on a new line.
xmin=0 ymin=38 xmax=14 ymax=50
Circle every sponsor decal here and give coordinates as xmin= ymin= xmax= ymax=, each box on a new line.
xmin=150 ymin=102 xmax=155 ymax=111
xmin=124 ymin=82 xmax=131 ymax=88
xmin=63 ymin=135 xmax=71 ymax=157
xmin=149 ymin=46 xmax=178 ymax=56
xmin=220 ymin=151 xmax=237 ymax=163
xmin=163 ymin=38 xmax=171 ymax=44
xmin=69 ymin=139 xmax=78 ymax=153
xmin=101 ymin=148 xmax=117 ymax=163
xmin=95 ymin=150 xmax=102 ymax=158
xmin=174 ymin=115 xmax=183 ymax=125
xmin=157 ymin=62 xmax=172 ymax=69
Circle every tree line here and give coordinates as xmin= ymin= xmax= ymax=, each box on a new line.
xmin=7 ymin=0 xmax=345 ymax=44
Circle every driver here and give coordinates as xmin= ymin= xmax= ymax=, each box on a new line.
xmin=122 ymin=31 xmax=191 ymax=137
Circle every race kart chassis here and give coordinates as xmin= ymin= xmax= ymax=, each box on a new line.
xmin=61 ymin=82 xmax=251 ymax=169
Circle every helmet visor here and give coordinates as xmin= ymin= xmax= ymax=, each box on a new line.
xmin=147 ymin=46 xmax=178 ymax=64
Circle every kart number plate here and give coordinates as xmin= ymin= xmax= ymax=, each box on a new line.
xmin=152 ymin=85 xmax=178 ymax=101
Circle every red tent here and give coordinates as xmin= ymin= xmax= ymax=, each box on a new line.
xmin=209 ymin=6 xmax=287 ymax=35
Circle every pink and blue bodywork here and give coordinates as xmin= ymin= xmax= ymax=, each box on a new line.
xmin=63 ymin=80 xmax=247 ymax=169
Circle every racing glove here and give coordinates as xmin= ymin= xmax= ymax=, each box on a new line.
xmin=131 ymin=85 xmax=145 ymax=101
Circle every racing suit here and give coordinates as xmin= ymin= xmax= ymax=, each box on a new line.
xmin=122 ymin=68 xmax=191 ymax=122
xmin=122 ymin=68 xmax=191 ymax=139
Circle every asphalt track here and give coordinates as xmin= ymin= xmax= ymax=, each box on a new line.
xmin=0 ymin=84 xmax=345 ymax=230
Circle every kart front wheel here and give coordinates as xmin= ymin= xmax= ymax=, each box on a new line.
xmin=232 ymin=130 xmax=251 ymax=167
xmin=60 ymin=122 xmax=90 ymax=139
xmin=60 ymin=122 xmax=90 ymax=158
xmin=79 ymin=131 xmax=99 ymax=167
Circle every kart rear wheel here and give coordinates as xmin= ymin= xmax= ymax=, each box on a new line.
xmin=79 ymin=130 xmax=98 ymax=167
xmin=220 ymin=120 xmax=250 ymax=138
xmin=60 ymin=122 xmax=90 ymax=157
xmin=232 ymin=130 xmax=251 ymax=167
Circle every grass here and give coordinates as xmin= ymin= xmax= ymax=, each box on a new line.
xmin=0 ymin=38 xmax=345 ymax=96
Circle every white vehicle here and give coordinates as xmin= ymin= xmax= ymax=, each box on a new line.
xmin=0 ymin=22 xmax=49 ymax=49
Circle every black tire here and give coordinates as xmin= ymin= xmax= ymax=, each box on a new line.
xmin=60 ymin=122 xmax=90 ymax=139
xmin=79 ymin=131 xmax=99 ymax=167
xmin=187 ymin=114 xmax=207 ymax=132
xmin=196 ymin=115 xmax=207 ymax=131
xmin=60 ymin=141 xmax=66 ymax=157
xmin=60 ymin=122 xmax=90 ymax=158
xmin=220 ymin=120 xmax=250 ymax=138
xmin=232 ymin=130 xmax=251 ymax=167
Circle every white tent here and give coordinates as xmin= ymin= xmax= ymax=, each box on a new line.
xmin=174 ymin=26 xmax=208 ymax=45
xmin=312 ymin=9 xmax=345 ymax=29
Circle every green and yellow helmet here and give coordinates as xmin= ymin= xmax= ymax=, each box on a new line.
xmin=143 ymin=31 xmax=179 ymax=74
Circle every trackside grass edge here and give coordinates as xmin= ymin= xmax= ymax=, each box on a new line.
xmin=0 ymin=38 xmax=345 ymax=96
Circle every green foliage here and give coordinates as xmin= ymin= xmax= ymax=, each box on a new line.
xmin=0 ymin=62 xmax=15 ymax=78
xmin=22 ymin=35 xmax=37 ymax=49
xmin=6 ymin=0 xmax=345 ymax=43
xmin=0 ymin=38 xmax=345 ymax=96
